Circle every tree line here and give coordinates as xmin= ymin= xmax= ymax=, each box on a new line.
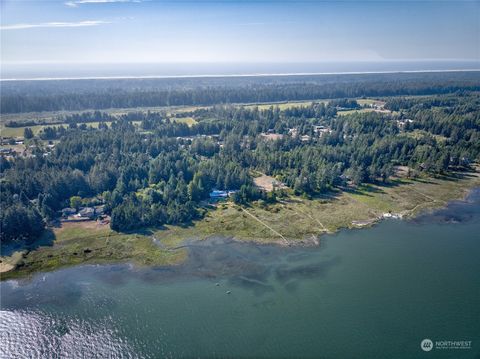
xmin=2 ymin=72 xmax=479 ymax=114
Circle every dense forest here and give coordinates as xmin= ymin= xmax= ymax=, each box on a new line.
xmin=2 ymin=71 xmax=480 ymax=113
xmin=1 ymin=76 xmax=479 ymax=244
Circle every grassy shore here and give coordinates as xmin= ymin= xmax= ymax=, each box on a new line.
xmin=155 ymin=168 xmax=480 ymax=246
xmin=0 ymin=222 xmax=187 ymax=280
xmin=1 ymin=168 xmax=479 ymax=280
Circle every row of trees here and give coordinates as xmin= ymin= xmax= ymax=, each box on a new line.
xmin=2 ymin=72 xmax=479 ymax=113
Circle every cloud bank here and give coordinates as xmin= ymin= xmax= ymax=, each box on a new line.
xmin=65 ymin=0 xmax=142 ymax=7
xmin=1 ymin=21 xmax=111 ymax=31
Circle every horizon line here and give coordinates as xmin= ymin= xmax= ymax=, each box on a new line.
xmin=1 ymin=68 xmax=479 ymax=82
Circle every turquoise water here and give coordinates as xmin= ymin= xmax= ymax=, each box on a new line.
xmin=1 ymin=190 xmax=480 ymax=358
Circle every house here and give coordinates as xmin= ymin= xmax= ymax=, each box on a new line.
xmin=209 ymin=190 xmax=229 ymax=199
xmin=0 ymin=148 xmax=14 ymax=156
xmin=300 ymin=135 xmax=311 ymax=142
xmin=0 ymin=138 xmax=7 ymax=145
xmin=288 ymin=128 xmax=298 ymax=137
xmin=78 ymin=207 xmax=95 ymax=219
xmin=209 ymin=190 xmax=237 ymax=201
xmin=313 ymin=125 xmax=332 ymax=137
xmin=61 ymin=207 xmax=77 ymax=217
xmin=396 ymin=118 xmax=414 ymax=129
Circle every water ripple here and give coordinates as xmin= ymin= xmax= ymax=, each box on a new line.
xmin=0 ymin=310 xmax=141 ymax=359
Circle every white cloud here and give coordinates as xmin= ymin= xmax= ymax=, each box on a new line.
xmin=0 ymin=20 xmax=111 ymax=31
xmin=65 ymin=0 xmax=142 ymax=7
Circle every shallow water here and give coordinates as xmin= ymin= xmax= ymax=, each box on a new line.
xmin=1 ymin=189 xmax=480 ymax=358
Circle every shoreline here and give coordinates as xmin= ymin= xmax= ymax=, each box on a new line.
xmin=231 ymin=183 xmax=480 ymax=247
xmin=1 ymin=170 xmax=479 ymax=280
xmin=2 ymin=68 xmax=479 ymax=82
xmin=2 ymin=184 xmax=479 ymax=284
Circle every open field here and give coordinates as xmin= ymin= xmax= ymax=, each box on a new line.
xmin=1 ymin=94 xmax=433 ymax=131
xmin=356 ymin=98 xmax=386 ymax=106
xmin=243 ymin=100 xmax=328 ymax=111
xmin=0 ymin=98 xmax=328 ymax=138
xmin=1 ymin=101 xmax=319 ymax=137
xmin=1 ymin=121 xmax=142 ymax=138
xmin=406 ymin=129 xmax=447 ymax=142
xmin=0 ymin=99 xmax=334 ymax=128
xmin=337 ymin=108 xmax=396 ymax=116
xmin=172 ymin=117 xmax=197 ymax=126
xmin=1 ymin=123 xmax=52 ymax=137
xmin=356 ymin=99 xmax=376 ymax=106
xmin=1 ymin=101 xmax=318 ymax=127
xmin=337 ymin=108 xmax=378 ymax=116
xmin=166 ymin=105 xmax=208 ymax=115
xmin=0 ymin=107 xmax=183 ymax=125
xmin=0 ymin=96 xmax=401 ymax=138
xmin=2 ymin=167 xmax=479 ymax=280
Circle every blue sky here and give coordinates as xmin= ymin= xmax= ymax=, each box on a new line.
xmin=1 ymin=0 xmax=479 ymax=64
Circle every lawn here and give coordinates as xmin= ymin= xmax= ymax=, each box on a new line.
xmin=406 ymin=129 xmax=447 ymax=143
xmin=1 ymin=124 xmax=49 ymax=137
xmin=336 ymin=108 xmax=378 ymax=116
xmin=1 ymin=121 xmax=142 ymax=138
xmin=243 ymin=100 xmax=328 ymax=111
xmin=172 ymin=117 xmax=198 ymax=126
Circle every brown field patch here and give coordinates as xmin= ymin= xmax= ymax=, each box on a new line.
xmin=254 ymin=175 xmax=287 ymax=192
xmin=55 ymin=219 xmax=107 ymax=234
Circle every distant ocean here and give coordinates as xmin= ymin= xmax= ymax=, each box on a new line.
xmin=1 ymin=61 xmax=479 ymax=81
